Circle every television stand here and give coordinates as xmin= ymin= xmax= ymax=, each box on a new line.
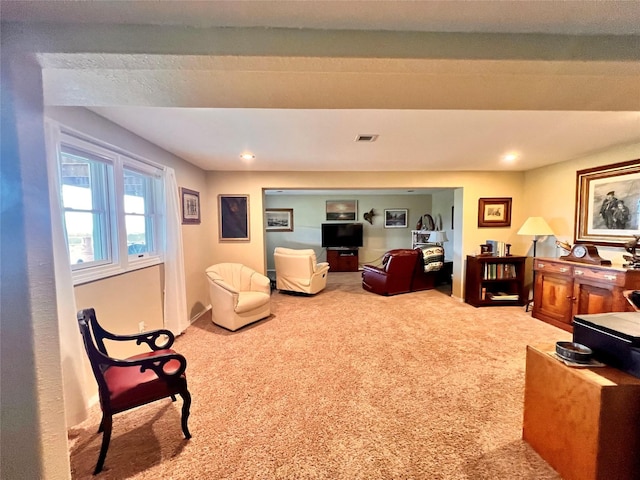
xmin=327 ymin=248 xmax=359 ymax=272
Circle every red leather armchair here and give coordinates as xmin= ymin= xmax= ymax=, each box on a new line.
xmin=362 ymin=249 xmax=421 ymax=296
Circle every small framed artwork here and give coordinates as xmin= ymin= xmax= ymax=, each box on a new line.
xmin=265 ymin=208 xmax=294 ymax=232
xmin=478 ymin=197 xmax=512 ymax=228
xmin=575 ymin=160 xmax=640 ymax=246
xmin=218 ymin=194 xmax=250 ymax=241
xmin=384 ymin=209 xmax=408 ymax=228
xmin=180 ymin=188 xmax=201 ymax=225
xmin=326 ymin=200 xmax=357 ymax=221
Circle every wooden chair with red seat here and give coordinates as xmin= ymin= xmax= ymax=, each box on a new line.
xmin=76 ymin=308 xmax=192 ymax=474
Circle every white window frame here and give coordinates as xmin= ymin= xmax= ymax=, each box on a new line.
xmin=48 ymin=122 xmax=165 ymax=285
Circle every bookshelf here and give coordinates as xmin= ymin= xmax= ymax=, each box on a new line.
xmin=411 ymin=230 xmax=432 ymax=249
xmin=464 ymin=255 xmax=530 ymax=307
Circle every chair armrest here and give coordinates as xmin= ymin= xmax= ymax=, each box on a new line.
xmin=362 ymin=264 xmax=385 ymax=274
xmin=100 ymin=350 xmax=188 ymax=381
xmin=315 ymin=262 xmax=330 ymax=272
xmin=213 ymin=279 xmax=239 ymax=295
xmin=99 ymin=328 xmax=176 ymax=351
xmin=250 ymin=272 xmax=271 ymax=294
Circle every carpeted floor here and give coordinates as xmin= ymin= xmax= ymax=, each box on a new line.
xmin=69 ymin=272 xmax=571 ymax=479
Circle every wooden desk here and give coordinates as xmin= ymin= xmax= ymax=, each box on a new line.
xmin=523 ymin=344 xmax=640 ymax=480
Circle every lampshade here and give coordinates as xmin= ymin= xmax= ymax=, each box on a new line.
xmin=517 ymin=217 xmax=554 ymax=237
xmin=430 ymin=231 xmax=448 ymax=244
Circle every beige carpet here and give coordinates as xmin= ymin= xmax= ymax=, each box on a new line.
xmin=69 ymin=272 xmax=571 ymax=479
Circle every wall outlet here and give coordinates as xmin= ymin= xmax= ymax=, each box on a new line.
xmin=138 ymin=321 xmax=145 ymax=333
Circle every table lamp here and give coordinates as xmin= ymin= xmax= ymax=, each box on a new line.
xmin=517 ymin=217 xmax=554 ymax=257
xmin=430 ymin=230 xmax=448 ymax=246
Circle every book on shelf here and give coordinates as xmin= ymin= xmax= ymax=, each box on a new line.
xmin=485 ymin=240 xmax=510 ymax=257
xmin=483 ymin=263 xmax=516 ymax=280
xmin=487 ymin=292 xmax=519 ymax=301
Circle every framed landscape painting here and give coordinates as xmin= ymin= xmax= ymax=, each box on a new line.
xmin=265 ymin=208 xmax=294 ymax=232
xmin=575 ymin=160 xmax=640 ymax=246
xmin=326 ymin=200 xmax=357 ymax=221
xmin=384 ymin=209 xmax=408 ymax=228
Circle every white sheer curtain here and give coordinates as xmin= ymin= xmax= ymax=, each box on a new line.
xmin=46 ymin=125 xmax=90 ymax=426
xmin=163 ymin=168 xmax=189 ymax=335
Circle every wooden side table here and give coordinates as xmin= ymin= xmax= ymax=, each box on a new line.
xmin=523 ymin=344 xmax=640 ymax=480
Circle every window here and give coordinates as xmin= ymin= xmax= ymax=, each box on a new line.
xmin=123 ymin=166 xmax=159 ymax=257
xmin=56 ymin=131 xmax=165 ymax=284
xmin=60 ymin=145 xmax=114 ymax=268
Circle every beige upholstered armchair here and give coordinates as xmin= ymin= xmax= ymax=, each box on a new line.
xmin=274 ymin=247 xmax=330 ymax=295
xmin=205 ymin=263 xmax=271 ymax=331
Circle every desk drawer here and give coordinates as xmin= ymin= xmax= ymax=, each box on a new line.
xmin=534 ymin=260 xmax=572 ymax=275
xmin=573 ymin=266 xmax=626 ymax=287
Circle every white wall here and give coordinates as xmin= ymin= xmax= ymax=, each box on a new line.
xmin=2 ymin=54 xmax=70 ymax=480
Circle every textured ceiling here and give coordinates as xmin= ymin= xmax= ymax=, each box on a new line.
xmin=5 ymin=1 xmax=640 ymax=172
xmin=4 ymin=1 xmax=640 ymax=34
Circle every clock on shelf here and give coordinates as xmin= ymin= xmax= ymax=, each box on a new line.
xmin=559 ymin=243 xmax=612 ymax=265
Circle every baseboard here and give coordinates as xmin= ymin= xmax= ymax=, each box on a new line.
xmin=190 ymin=305 xmax=211 ymax=324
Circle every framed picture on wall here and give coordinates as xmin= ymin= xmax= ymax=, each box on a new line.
xmin=326 ymin=200 xmax=357 ymax=221
xmin=478 ymin=197 xmax=512 ymax=228
xmin=575 ymin=160 xmax=640 ymax=246
xmin=265 ymin=208 xmax=294 ymax=232
xmin=180 ymin=188 xmax=201 ymax=225
xmin=218 ymin=194 xmax=250 ymax=241
xmin=384 ymin=209 xmax=408 ymax=228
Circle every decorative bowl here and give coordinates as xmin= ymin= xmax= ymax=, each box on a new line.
xmin=556 ymin=341 xmax=593 ymax=364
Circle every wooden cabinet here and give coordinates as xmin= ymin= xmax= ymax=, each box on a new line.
xmin=327 ymin=248 xmax=359 ymax=272
xmin=523 ymin=344 xmax=640 ymax=480
xmin=464 ymin=255 xmax=529 ymax=307
xmin=532 ymin=258 xmax=640 ymax=332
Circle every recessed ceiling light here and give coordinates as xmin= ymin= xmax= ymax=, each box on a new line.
xmin=240 ymin=153 xmax=255 ymax=160
xmin=503 ymin=153 xmax=518 ymax=162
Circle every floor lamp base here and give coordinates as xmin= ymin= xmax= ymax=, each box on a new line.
xmin=525 ymin=239 xmax=539 ymax=312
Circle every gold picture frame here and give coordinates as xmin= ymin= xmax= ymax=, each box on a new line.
xmin=575 ymin=160 xmax=640 ymax=246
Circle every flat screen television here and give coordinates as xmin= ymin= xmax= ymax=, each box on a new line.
xmin=321 ymin=223 xmax=363 ymax=248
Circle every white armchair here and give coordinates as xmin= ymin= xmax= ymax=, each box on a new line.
xmin=274 ymin=247 xmax=330 ymax=295
xmin=205 ymin=263 xmax=271 ymax=331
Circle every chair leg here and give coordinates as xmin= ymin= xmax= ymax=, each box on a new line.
xmin=170 ymin=394 xmax=177 ymax=402
xmin=97 ymin=413 xmax=106 ymax=433
xmin=94 ymin=414 xmax=112 ymax=475
xmin=180 ymin=388 xmax=192 ymax=439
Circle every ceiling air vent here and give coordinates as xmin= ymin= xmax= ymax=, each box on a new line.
xmin=355 ymin=134 xmax=379 ymax=143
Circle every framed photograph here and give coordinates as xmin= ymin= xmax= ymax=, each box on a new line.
xmin=180 ymin=188 xmax=201 ymax=225
xmin=384 ymin=209 xmax=408 ymax=228
xmin=265 ymin=208 xmax=294 ymax=232
xmin=478 ymin=197 xmax=512 ymax=228
xmin=575 ymin=160 xmax=640 ymax=246
xmin=218 ymin=194 xmax=249 ymax=241
xmin=326 ymin=200 xmax=357 ymax=221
